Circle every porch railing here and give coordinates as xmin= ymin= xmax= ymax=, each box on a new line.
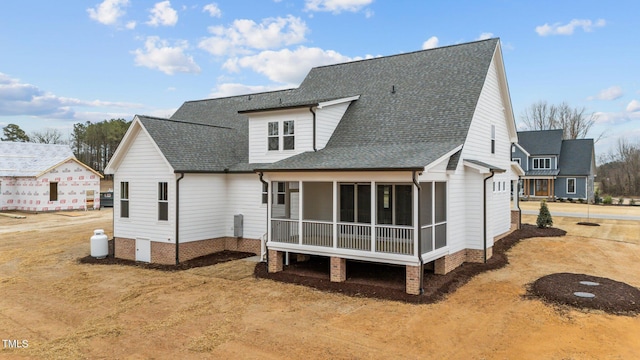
xmin=271 ymin=219 xmax=414 ymax=256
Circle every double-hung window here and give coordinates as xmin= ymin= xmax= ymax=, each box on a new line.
xmin=491 ymin=125 xmax=496 ymax=154
xmin=567 ymin=178 xmax=576 ymax=194
xmin=120 ymin=182 xmax=129 ymax=218
xmin=267 ymin=120 xmax=295 ymax=151
xmin=158 ymin=182 xmax=168 ymax=221
xmin=268 ymin=122 xmax=279 ymax=150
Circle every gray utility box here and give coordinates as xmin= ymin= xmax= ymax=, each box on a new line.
xmin=234 ymin=214 xmax=243 ymax=237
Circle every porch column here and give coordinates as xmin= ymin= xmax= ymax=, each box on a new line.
xmin=298 ymin=181 xmax=303 ymax=245
xmin=370 ymin=181 xmax=376 ymax=253
xmin=413 ymin=181 xmax=419 ymax=257
xmin=332 ymin=181 xmax=338 ymax=248
xmin=550 ymin=179 xmax=554 ymax=198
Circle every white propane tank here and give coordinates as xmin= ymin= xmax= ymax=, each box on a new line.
xmin=90 ymin=229 xmax=109 ymax=259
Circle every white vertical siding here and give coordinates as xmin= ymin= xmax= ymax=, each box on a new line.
xmin=113 ymin=128 xmax=176 ymax=243
xmin=316 ymin=102 xmax=351 ymax=150
xmin=248 ymin=109 xmax=314 ymax=164
xmin=461 ymin=55 xmax=513 ymax=242
xmin=179 ymin=174 xmax=227 ymax=242
xmin=224 ymin=174 xmax=267 ymax=240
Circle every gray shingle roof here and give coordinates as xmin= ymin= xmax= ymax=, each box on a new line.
xmin=558 ymin=139 xmax=594 ymax=176
xmin=0 ymin=141 xmax=74 ymax=177
xmin=517 ymin=129 xmax=563 ymax=155
xmin=525 ymin=169 xmax=560 ymax=177
xmin=141 ymin=39 xmax=500 ymax=172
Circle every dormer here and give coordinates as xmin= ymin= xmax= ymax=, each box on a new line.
xmin=242 ymin=95 xmax=359 ymax=164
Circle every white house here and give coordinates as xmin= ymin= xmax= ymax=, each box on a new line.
xmin=105 ymin=39 xmax=523 ymax=294
xmin=0 ymin=142 xmax=102 ymax=211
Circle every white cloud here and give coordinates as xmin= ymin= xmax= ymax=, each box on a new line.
xmin=477 ymin=32 xmax=494 ymax=40
xmin=125 ymin=21 xmax=136 ymax=29
xmin=627 ymin=100 xmax=640 ymax=112
xmin=203 ymin=3 xmax=222 ymax=18
xmin=304 ymin=0 xmax=373 ymax=13
xmin=535 ymin=18 xmax=606 ymax=36
xmin=146 ymin=1 xmax=178 ymax=27
xmin=87 ymin=0 xmax=129 ymax=25
xmin=209 ymin=83 xmax=290 ymax=98
xmin=588 ymin=86 xmax=623 ymax=101
xmin=0 ymin=73 xmax=140 ymax=120
xmin=223 ymin=46 xmax=364 ymax=84
xmin=132 ymin=37 xmax=201 ymax=75
xmin=198 ymin=15 xmax=308 ymax=56
xmin=422 ymin=36 xmax=439 ymax=49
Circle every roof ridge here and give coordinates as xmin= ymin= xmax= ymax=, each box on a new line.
xmin=310 ymin=38 xmax=500 ymax=71
xmin=139 ymin=115 xmax=234 ymax=130
xmin=181 ymin=88 xmax=298 ymax=104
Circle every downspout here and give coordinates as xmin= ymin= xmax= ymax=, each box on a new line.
xmin=259 ymin=172 xmax=269 ymax=265
xmin=309 ymin=106 xmax=317 ymax=151
xmin=483 ymin=170 xmax=495 ymax=263
xmin=412 ymin=171 xmax=424 ymax=295
xmin=175 ymin=172 xmax=184 ymax=265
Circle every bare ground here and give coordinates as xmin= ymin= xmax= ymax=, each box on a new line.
xmin=1 ymin=208 xmax=639 ymax=359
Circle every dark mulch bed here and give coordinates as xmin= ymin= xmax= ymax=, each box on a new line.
xmin=254 ymin=224 xmax=567 ymax=304
xmin=526 ymin=273 xmax=640 ymax=316
xmin=577 ymin=222 xmax=600 ymax=226
xmin=78 ymin=250 xmax=255 ymax=271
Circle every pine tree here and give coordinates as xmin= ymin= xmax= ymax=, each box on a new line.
xmin=536 ymin=200 xmax=553 ymax=228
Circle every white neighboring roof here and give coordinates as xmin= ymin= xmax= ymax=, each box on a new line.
xmin=0 ymin=141 xmax=78 ymax=177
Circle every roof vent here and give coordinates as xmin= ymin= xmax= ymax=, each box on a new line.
xmin=391 ymin=85 xmax=396 ymax=94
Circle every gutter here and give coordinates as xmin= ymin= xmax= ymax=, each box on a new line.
xmin=310 ymin=106 xmax=317 ymax=152
xmin=483 ymin=170 xmax=495 ymax=263
xmin=258 ymin=172 xmax=269 ymax=265
xmin=412 ymin=171 xmax=424 ymax=295
xmin=176 ymin=172 xmax=185 ymax=265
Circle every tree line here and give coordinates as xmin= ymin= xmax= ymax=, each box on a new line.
xmin=2 ymin=119 xmax=130 ymax=174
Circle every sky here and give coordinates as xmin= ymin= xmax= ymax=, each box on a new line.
xmin=1 ymin=0 xmax=638 ymax=161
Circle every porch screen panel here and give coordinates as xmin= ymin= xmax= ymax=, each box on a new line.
xmin=435 ymin=182 xmax=446 ymax=223
xmin=421 ymin=227 xmax=433 ymax=252
xmin=303 ymin=182 xmax=332 ymax=221
xmin=377 ymin=185 xmax=393 ymax=224
xmin=435 ymin=224 xmax=446 ymax=249
xmin=419 ymin=182 xmax=432 ymax=225
xmin=395 ymin=185 xmax=412 ymax=226
xmin=357 ymin=184 xmax=371 ymax=223
xmin=340 ymin=184 xmax=354 ymax=222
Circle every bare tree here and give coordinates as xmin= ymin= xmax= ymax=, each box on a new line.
xmin=598 ymin=138 xmax=640 ymax=196
xmin=520 ymin=101 xmax=598 ymax=140
xmin=30 ymin=128 xmax=66 ymax=144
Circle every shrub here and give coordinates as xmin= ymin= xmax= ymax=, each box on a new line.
xmin=618 ymin=197 xmax=625 ymax=205
xmin=536 ymin=200 xmax=553 ymax=228
xmin=630 ymin=199 xmax=636 ymax=206
xmin=567 ymin=197 xmax=574 ymax=203
xmin=594 ymin=189 xmax=602 ymax=204
xmin=558 ymin=197 xmax=565 ymax=202
xmin=578 ymin=198 xmax=585 ymax=204
xmin=603 ymin=195 xmax=613 ymax=205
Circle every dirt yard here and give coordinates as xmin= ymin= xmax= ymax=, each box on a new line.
xmin=1 ymin=208 xmax=639 ymax=359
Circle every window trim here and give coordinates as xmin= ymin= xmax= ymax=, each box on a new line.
xmin=283 ymin=120 xmax=295 ymax=150
xmin=566 ymin=178 xmax=576 ymax=194
xmin=261 ymin=182 xmax=268 ymax=204
xmin=158 ymin=182 xmax=168 ymax=221
xmin=490 ymin=125 xmax=496 ymax=154
xmin=512 ymin=158 xmax=521 ymax=165
xmin=268 ymin=121 xmax=279 ymax=151
xmin=120 ymin=181 xmax=129 ymax=218
xmin=532 ymin=157 xmax=552 ymax=169
xmin=267 ymin=120 xmax=295 ymax=151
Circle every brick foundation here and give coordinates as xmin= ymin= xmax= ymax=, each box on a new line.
xmin=466 ymin=248 xmax=492 ymax=263
xmin=114 ymin=237 xmax=135 ymax=261
xmin=434 ymin=249 xmax=467 ymax=275
xmin=511 ymin=209 xmax=521 ymax=230
xmin=114 ymin=236 xmax=260 ymax=264
xmin=268 ymin=249 xmax=283 ymax=273
xmin=330 ymin=257 xmax=346 ymax=282
xmin=406 ymin=265 xmax=421 ymax=295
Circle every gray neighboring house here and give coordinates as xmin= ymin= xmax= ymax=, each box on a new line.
xmin=512 ymin=129 xmax=596 ymax=201
xmin=105 ymin=38 xmax=522 ymax=295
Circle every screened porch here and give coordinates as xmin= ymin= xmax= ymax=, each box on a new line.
xmin=267 ymin=180 xmax=447 ymax=261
